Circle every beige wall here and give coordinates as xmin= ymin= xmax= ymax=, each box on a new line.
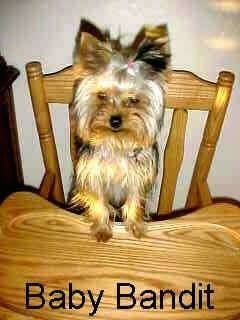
xmin=0 ymin=0 xmax=239 ymax=208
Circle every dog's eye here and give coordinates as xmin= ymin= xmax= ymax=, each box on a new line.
xmin=97 ymin=92 xmax=108 ymax=101
xmin=127 ymin=97 xmax=140 ymax=106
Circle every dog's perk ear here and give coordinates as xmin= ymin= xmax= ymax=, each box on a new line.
xmin=134 ymin=40 xmax=171 ymax=72
xmin=74 ymin=32 xmax=112 ymax=75
xmin=79 ymin=18 xmax=107 ymax=42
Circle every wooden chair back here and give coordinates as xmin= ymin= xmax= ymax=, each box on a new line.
xmin=26 ymin=62 xmax=234 ymax=213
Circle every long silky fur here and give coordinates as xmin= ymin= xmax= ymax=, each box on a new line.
xmin=134 ymin=40 xmax=171 ymax=72
xmin=69 ymin=31 xmax=169 ymax=241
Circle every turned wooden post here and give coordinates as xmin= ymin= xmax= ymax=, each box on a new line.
xmin=186 ymin=71 xmax=235 ymax=209
xmin=26 ymin=62 xmax=65 ymax=203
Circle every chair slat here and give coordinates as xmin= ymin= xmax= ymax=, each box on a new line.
xmin=166 ymin=71 xmax=217 ymax=110
xmin=43 ymin=67 xmax=217 ymax=110
xmin=26 ymin=62 xmax=65 ymax=203
xmin=69 ymin=111 xmax=78 ymax=166
xmin=186 ymin=71 xmax=235 ymax=209
xmin=197 ymin=181 xmax=212 ymax=206
xmin=27 ymin=61 xmax=234 ymax=211
xmin=43 ymin=65 xmax=77 ymax=104
xmin=157 ymin=109 xmax=188 ymax=214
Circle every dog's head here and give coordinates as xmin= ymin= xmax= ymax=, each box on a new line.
xmin=73 ymin=32 xmax=169 ymax=151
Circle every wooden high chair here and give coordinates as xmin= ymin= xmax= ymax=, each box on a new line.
xmin=0 ymin=62 xmax=239 ymax=320
xmin=25 ymin=62 xmax=234 ymax=213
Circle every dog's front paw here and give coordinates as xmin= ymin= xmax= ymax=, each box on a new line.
xmin=91 ymin=223 xmax=113 ymax=242
xmin=127 ymin=220 xmax=146 ymax=238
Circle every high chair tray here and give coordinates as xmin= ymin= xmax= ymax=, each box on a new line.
xmin=0 ymin=192 xmax=240 ymax=319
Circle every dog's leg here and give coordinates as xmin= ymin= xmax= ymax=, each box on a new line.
xmin=122 ymin=196 xmax=145 ymax=238
xmin=69 ymin=190 xmax=112 ymax=242
xmin=89 ymin=195 xmax=112 ymax=242
xmin=107 ymin=203 xmax=120 ymax=222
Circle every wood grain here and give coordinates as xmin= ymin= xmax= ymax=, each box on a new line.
xmin=158 ymin=109 xmax=188 ymax=214
xmin=197 ymin=181 xmax=212 ymax=207
xmin=26 ymin=61 xmax=234 ymax=212
xmin=186 ymin=71 xmax=235 ymax=209
xmin=39 ymin=171 xmax=55 ymax=199
xmin=26 ymin=62 xmax=65 ymax=203
xmin=0 ymin=192 xmax=240 ymax=319
xmin=43 ymin=66 xmax=217 ymax=110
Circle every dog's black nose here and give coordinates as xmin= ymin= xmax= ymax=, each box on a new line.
xmin=110 ymin=115 xmax=122 ymax=129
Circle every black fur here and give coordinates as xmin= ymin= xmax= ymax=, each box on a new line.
xmin=134 ymin=41 xmax=171 ymax=72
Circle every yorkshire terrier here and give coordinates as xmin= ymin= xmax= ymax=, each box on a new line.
xmin=68 ymin=24 xmax=170 ymax=241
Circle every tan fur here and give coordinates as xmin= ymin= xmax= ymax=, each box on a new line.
xmin=68 ymin=32 xmax=165 ymax=241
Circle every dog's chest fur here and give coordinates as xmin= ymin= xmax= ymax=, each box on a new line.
xmin=75 ymin=145 xmax=157 ymax=207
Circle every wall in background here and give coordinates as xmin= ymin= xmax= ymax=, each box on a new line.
xmin=0 ymin=0 xmax=239 ymax=208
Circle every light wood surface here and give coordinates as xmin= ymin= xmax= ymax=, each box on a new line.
xmin=39 ymin=171 xmax=55 ymax=199
xmin=0 ymin=192 xmax=240 ymax=319
xmin=42 ymin=66 xmax=217 ymax=110
xmin=25 ymin=61 xmax=235 ymax=213
xmin=186 ymin=71 xmax=235 ymax=209
xmin=26 ymin=62 xmax=65 ymax=203
xmin=158 ymin=109 xmax=188 ymax=213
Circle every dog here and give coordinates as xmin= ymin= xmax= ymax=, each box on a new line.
xmin=68 ymin=28 xmax=170 ymax=241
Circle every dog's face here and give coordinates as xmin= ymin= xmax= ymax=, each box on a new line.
xmin=73 ymin=33 xmax=166 ymax=151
